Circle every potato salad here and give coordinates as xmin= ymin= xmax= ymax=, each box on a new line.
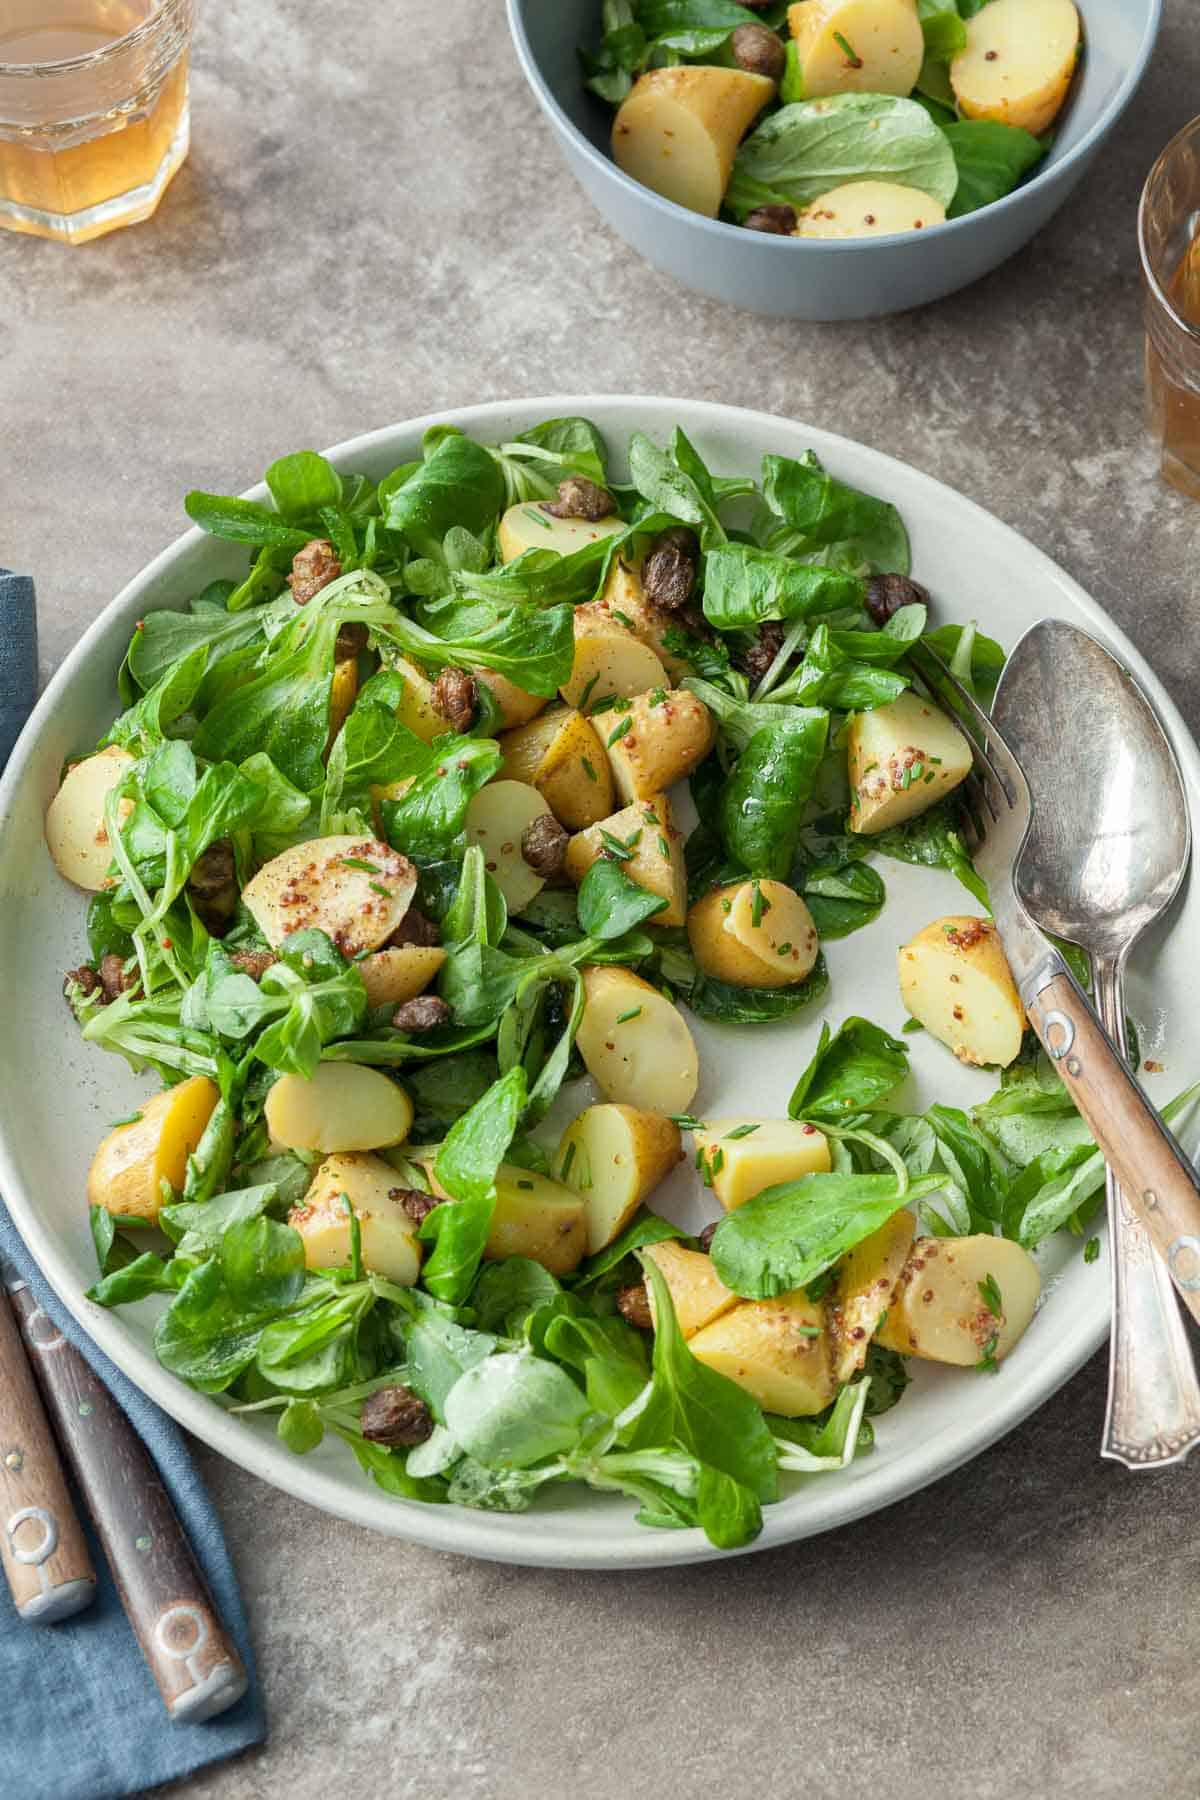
xmin=584 ymin=0 xmax=1082 ymax=236
xmin=52 ymin=416 xmax=1131 ymax=1549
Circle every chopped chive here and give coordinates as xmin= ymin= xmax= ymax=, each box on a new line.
xmin=833 ymin=29 xmax=862 ymax=65
xmin=978 ymin=1274 xmax=1003 ymax=1318
xmin=611 ymin=609 xmax=635 ymax=630
xmin=110 ymin=1110 xmax=143 ymax=1127
xmin=901 ymin=1018 xmax=924 ymax=1035
xmin=777 ymin=942 xmax=792 ymax=956
xmin=670 ymin=1114 xmax=705 ymax=1131
xmin=863 ymin=762 xmax=878 ymax=775
xmin=909 ymin=762 xmax=924 ymax=783
xmin=578 ymin=672 xmax=600 ymax=711
xmin=341 ymin=856 xmax=380 ymax=873
xmin=658 ymin=835 xmax=670 ymax=859
xmin=929 ymin=756 xmax=943 ymax=766
xmin=794 ymin=1324 xmax=822 ymax=1338
xmin=599 ymin=829 xmax=633 ymax=860
xmin=607 ymin=716 xmax=633 ymax=748
xmin=1083 ymin=1236 xmax=1100 ymax=1264
xmin=341 ymin=1193 xmax=363 ymax=1283
xmin=649 ymin=687 xmax=667 ymax=707
xmin=643 ymin=808 xmax=660 ymax=825
xmin=561 ymin=1141 xmax=577 ymax=1180
xmin=709 ymin=1147 xmax=725 ymax=1176
xmin=517 ymin=1178 xmax=534 ymax=1190
xmin=581 ymin=757 xmax=598 ymax=783
xmin=611 ymin=695 xmax=632 ymax=713
xmin=589 ymin=690 xmax=616 ymax=714
xmin=368 ymin=880 xmax=392 ymax=898
xmin=975 ymin=1332 xmax=1000 ymax=1374
xmin=923 ymin=771 xmax=936 ymax=783
xmin=724 ymin=1123 xmax=759 ymax=1140
xmin=615 ymin=1006 xmax=643 ymax=1024
xmin=750 ymin=880 xmax=770 ymax=929
xmin=523 ymin=506 xmax=553 ymax=528
xmin=721 ymin=898 xmax=732 ymax=914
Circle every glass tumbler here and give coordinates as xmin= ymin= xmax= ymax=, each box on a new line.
xmin=1140 ymin=116 xmax=1200 ymax=501
xmin=0 ymin=0 xmax=193 ymax=245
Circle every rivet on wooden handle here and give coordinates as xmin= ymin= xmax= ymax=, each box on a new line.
xmin=8 ymin=1278 xmax=248 ymax=1721
xmin=0 ymin=1291 xmax=96 ymax=1623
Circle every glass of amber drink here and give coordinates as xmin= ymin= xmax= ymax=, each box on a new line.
xmin=1140 ymin=117 xmax=1200 ymax=501
xmin=0 ymin=0 xmax=192 ymax=245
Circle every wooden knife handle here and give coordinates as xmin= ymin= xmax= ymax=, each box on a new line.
xmin=1027 ymin=972 xmax=1200 ymax=1327
xmin=7 ymin=1277 xmax=248 ymax=1721
xmin=0 ymin=1291 xmax=96 ymax=1622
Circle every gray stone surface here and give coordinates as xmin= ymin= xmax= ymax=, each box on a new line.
xmin=4 ymin=1 xmax=1200 ymax=1795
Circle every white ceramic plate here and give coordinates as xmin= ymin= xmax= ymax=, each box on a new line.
xmin=2 ymin=397 xmax=1195 ymax=1570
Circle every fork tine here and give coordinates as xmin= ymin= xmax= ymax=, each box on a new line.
xmin=957 ymin=770 xmax=992 ymax=844
xmin=910 ymin=642 xmax=1024 ymax=810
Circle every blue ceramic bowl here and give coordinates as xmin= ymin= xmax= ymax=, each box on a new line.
xmin=506 ymin=0 xmax=1161 ymax=320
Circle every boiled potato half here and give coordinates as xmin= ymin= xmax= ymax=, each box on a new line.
xmin=564 ymin=793 xmax=687 ymax=927
xmin=643 ymin=1239 xmax=739 ymax=1339
xmin=265 ymin=1062 xmax=413 ymax=1154
xmin=87 ymin=1075 xmax=220 ymax=1222
xmin=499 ymin=705 xmax=614 ymax=830
xmin=898 ymin=915 xmax=1024 ymax=1068
xmin=612 ymin=66 xmax=775 ymax=218
xmin=291 ymin=1152 xmax=423 ymax=1286
xmin=796 ymin=180 xmax=945 ymax=238
xmin=691 ymin=1117 xmax=831 ymax=1212
xmin=846 ymin=691 xmax=972 ymax=834
xmin=577 ymin=558 xmax=695 ymax=683
xmin=831 ymin=1208 xmax=915 ymax=1383
xmin=486 ymin=1166 xmax=588 ymax=1275
xmin=242 ymin=835 xmax=417 ymax=956
xmin=687 ymin=879 xmax=819 ymax=988
xmin=560 ymin=618 xmax=668 ymax=712
xmin=357 ymin=944 xmax=446 ymax=1010
xmin=689 ymin=1288 xmax=837 ymax=1417
xmin=576 ymin=965 xmax=699 ymax=1115
xmin=951 ymin=0 xmax=1080 ymax=136
xmin=874 ymin=1234 xmax=1041 ymax=1366
xmin=45 ymin=745 xmax=135 ymax=891
xmin=554 ymin=1104 xmax=683 ymax=1253
xmin=788 ymin=0 xmax=925 ymax=98
xmin=591 ymin=688 xmax=714 ymax=803
xmin=463 ymin=779 xmax=555 ymax=915
xmin=497 ymin=501 xmax=624 ymax=564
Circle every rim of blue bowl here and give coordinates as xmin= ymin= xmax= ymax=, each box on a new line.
xmin=506 ymin=0 xmax=1163 ymax=253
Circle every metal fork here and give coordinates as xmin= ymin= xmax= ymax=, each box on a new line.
xmin=910 ymin=643 xmax=1200 ymax=1355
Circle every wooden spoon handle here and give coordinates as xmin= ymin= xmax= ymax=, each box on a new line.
xmin=0 ymin=1290 xmax=96 ymax=1622
xmin=1027 ymin=972 xmax=1200 ymax=1326
xmin=7 ymin=1276 xmax=248 ymax=1721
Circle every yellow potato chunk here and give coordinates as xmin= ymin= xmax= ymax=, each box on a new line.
xmin=560 ymin=620 xmax=667 ymax=712
xmin=554 ymin=1104 xmax=683 ymax=1253
xmin=796 ymin=180 xmax=945 ymax=238
xmin=831 ymin=1209 xmax=915 ymax=1383
xmin=591 ymin=688 xmax=715 ymax=803
xmin=497 ymin=502 xmax=624 ymax=564
xmin=464 ymin=779 xmax=555 ymax=915
xmin=687 ymin=879 xmax=819 ymax=988
xmin=242 ymin=835 xmax=417 ymax=956
xmin=874 ymin=1234 xmax=1041 ymax=1365
xmin=564 ymin=794 xmax=687 ymax=928
xmin=264 ymin=1062 xmax=413 ymax=1154
xmin=499 ymin=705 xmax=614 ymax=830
xmin=612 ymin=66 xmax=776 ymax=217
xmin=475 ymin=670 xmax=547 ymax=731
xmin=951 ymin=0 xmax=1080 ymax=136
xmin=357 ymin=945 xmax=446 ymax=1010
xmin=86 ymin=1076 xmax=220 ymax=1222
xmin=691 ymin=1118 xmax=831 ymax=1213
xmin=788 ymin=0 xmax=925 ymax=98
xmin=45 ymin=745 xmax=136 ymax=892
xmin=577 ymin=558 xmax=695 ymax=683
xmin=846 ymin=691 xmax=973 ymax=835
xmin=898 ymin=916 xmax=1024 ymax=1068
xmin=689 ymin=1289 xmax=837 ymax=1416
xmin=644 ymin=1239 xmax=739 ymax=1338
xmin=485 ymin=1166 xmax=588 ymax=1275
xmin=325 ymin=655 xmax=359 ymax=754
xmin=387 ymin=654 xmax=444 ymax=745
xmin=576 ymin=966 xmax=699 ymax=1115
xmin=291 ymin=1152 xmax=422 ymax=1285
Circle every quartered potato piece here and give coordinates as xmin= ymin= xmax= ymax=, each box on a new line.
xmin=564 ymin=793 xmax=687 ymax=927
xmin=577 ymin=558 xmax=696 ymax=683
xmin=951 ymin=0 xmax=1080 ymax=136
xmin=87 ymin=1076 xmax=221 ymax=1223
xmin=689 ymin=1289 xmax=837 ymax=1416
xmin=874 ymin=1234 xmax=1041 ymax=1365
xmin=788 ymin=0 xmax=925 ymax=98
xmin=687 ymin=879 xmax=819 ymax=988
xmin=796 ymin=180 xmax=945 ymax=239
xmin=265 ymin=1062 xmax=413 ymax=1154
xmin=561 ymin=619 xmax=668 ymax=712
xmin=499 ymin=704 xmax=614 ymax=831
xmin=553 ymin=1104 xmax=683 ymax=1253
xmin=357 ymin=944 xmax=446 ymax=1010
xmin=846 ymin=691 xmax=973 ymax=834
xmin=591 ymin=687 xmax=714 ymax=803
xmin=831 ymin=1209 xmax=915 ymax=1383
xmin=241 ymin=835 xmax=417 ymax=956
xmin=463 ymin=779 xmax=555 ymax=914
xmin=643 ymin=1239 xmax=739 ymax=1338
xmin=291 ymin=1151 xmax=422 ymax=1285
xmin=486 ymin=1166 xmax=588 ymax=1275
xmin=898 ymin=916 xmax=1024 ymax=1068
xmin=497 ymin=502 xmax=624 ymax=564
xmin=691 ymin=1117 xmax=831 ymax=1212
xmin=612 ymin=66 xmax=776 ymax=217
xmin=45 ymin=745 xmax=136 ymax=891
xmin=576 ymin=966 xmax=699 ymax=1115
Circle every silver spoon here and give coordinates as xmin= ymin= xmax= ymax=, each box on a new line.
xmin=992 ymin=619 xmax=1200 ymax=1469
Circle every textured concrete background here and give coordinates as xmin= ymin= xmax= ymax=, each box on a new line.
xmin=4 ymin=1 xmax=1200 ymax=1795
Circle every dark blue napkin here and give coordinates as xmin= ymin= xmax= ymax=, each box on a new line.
xmin=0 ymin=571 xmax=265 ymax=1799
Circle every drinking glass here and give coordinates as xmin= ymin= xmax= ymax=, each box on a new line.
xmin=0 ymin=0 xmax=193 ymax=245
xmin=1140 ymin=116 xmax=1200 ymax=501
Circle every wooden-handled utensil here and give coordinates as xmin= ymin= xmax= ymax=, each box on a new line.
xmin=0 ymin=1286 xmax=96 ymax=1622
xmin=4 ymin=1266 xmax=248 ymax=1721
